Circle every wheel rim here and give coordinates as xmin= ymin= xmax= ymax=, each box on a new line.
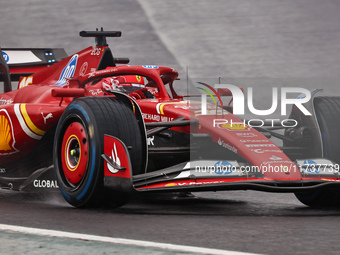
xmin=61 ymin=121 xmax=89 ymax=185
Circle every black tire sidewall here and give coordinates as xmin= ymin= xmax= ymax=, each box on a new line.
xmin=54 ymin=100 xmax=103 ymax=207
xmin=54 ymin=97 xmax=143 ymax=207
xmin=314 ymin=97 xmax=340 ymax=162
xmin=295 ymin=96 xmax=340 ymax=207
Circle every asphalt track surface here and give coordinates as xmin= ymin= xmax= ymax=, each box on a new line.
xmin=1 ymin=0 xmax=340 ymax=254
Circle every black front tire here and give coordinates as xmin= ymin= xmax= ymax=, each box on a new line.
xmin=295 ymin=96 xmax=340 ymax=207
xmin=295 ymin=189 xmax=340 ymax=207
xmin=53 ymin=97 xmax=143 ymax=208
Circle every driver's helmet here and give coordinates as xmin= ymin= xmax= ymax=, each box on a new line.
xmin=102 ymin=75 xmax=146 ymax=94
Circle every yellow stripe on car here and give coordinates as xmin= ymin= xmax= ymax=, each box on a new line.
xmin=20 ymin=104 xmax=46 ymax=136
xmin=156 ymin=102 xmax=188 ymax=115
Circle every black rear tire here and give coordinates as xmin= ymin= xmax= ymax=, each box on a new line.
xmin=295 ymin=96 xmax=340 ymax=207
xmin=54 ymin=97 xmax=143 ymax=208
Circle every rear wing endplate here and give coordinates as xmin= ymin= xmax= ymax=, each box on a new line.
xmin=1 ymin=48 xmax=68 ymax=81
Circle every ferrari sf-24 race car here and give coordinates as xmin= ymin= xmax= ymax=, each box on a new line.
xmin=1 ymin=30 xmax=340 ymax=208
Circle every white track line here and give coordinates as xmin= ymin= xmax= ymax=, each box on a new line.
xmin=0 ymin=224 xmax=261 ymax=255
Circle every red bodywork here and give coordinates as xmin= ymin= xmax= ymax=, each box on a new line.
xmin=0 ymin=40 xmax=338 ymax=196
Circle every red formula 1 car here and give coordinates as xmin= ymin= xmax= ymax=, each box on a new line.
xmin=1 ymin=30 xmax=340 ymax=208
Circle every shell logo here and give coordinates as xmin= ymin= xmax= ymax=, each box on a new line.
xmin=0 ymin=110 xmax=18 ymax=155
xmin=0 ymin=115 xmax=12 ymax=151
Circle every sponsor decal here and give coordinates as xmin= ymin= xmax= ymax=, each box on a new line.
xmin=1 ymin=50 xmax=41 ymax=64
xmin=142 ymin=113 xmax=174 ymax=122
xmin=18 ymin=76 xmax=33 ymax=89
xmin=296 ymin=159 xmax=340 ymax=174
xmin=217 ymin=138 xmax=237 ymax=153
xmin=165 ymin=183 xmax=177 ymax=187
xmin=303 ymin=159 xmax=320 ymax=173
xmin=257 ymin=156 xmax=293 ymax=166
xmin=240 ymin=139 xmax=269 ymax=143
xmin=269 ymin=155 xmax=282 ymax=160
xmin=156 ymin=102 xmax=188 ymax=115
xmin=0 ymin=97 xmax=13 ymax=105
xmin=142 ymin=113 xmax=161 ymax=122
xmin=217 ymin=123 xmax=250 ymax=131
xmin=142 ymin=65 xmax=158 ymax=69
xmin=164 ymin=180 xmax=225 ymax=187
xmin=236 ymin=132 xmax=257 ymax=138
xmin=41 ymin=112 xmax=53 ymax=124
xmin=33 ymin=180 xmax=59 ymax=188
xmin=87 ymin=72 xmax=95 ymax=78
xmin=160 ymin=116 xmax=174 ymax=122
xmin=245 ymin=144 xmax=276 ymax=148
xmin=55 ymin=54 xmax=78 ymax=86
xmin=0 ymin=110 xmax=18 ymax=155
xmin=214 ymin=161 xmax=233 ymax=175
xmin=88 ymin=68 xmax=117 ymax=79
xmin=2 ymin=51 xmax=9 ymax=62
xmin=136 ymin=75 xmax=142 ymax=82
xmin=103 ymin=135 xmax=131 ymax=178
xmin=262 ymin=161 xmax=292 ymax=166
xmin=147 ymin=136 xmax=155 ymax=146
xmin=107 ymin=143 xmax=120 ymax=174
xmin=252 ymin=149 xmax=283 ymax=154
xmin=89 ymin=89 xmax=102 ymax=96
xmin=79 ymin=62 xmax=88 ymax=76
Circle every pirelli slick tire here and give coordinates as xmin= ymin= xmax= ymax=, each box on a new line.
xmin=295 ymin=189 xmax=340 ymax=207
xmin=295 ymin=96 xmax=340 ymax=207
xmin=53 ymin=97 xmax=143 ymax=208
